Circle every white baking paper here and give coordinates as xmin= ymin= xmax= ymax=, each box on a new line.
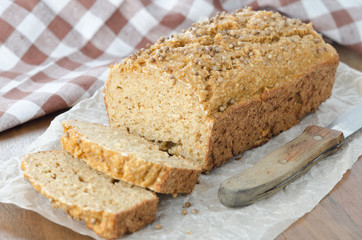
xmin=0 ymin=62 xmax=361 ymax=240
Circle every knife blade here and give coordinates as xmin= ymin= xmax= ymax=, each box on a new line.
xmin=218 ymin=102 xmax=362 ymax=208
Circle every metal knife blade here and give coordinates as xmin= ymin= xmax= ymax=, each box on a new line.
xmin=328 ymin=102 xmax=362 ymax=138
xmin=218 ymin=102 xmax=362 ymax=208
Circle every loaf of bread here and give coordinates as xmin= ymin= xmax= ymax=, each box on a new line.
xmin=21 ymin=150 xmax=158 ymax=239
xmin=61 ymin=119 xmax=201 ymax=195
xmin=104 ymin=8 xmax=339 ymax=171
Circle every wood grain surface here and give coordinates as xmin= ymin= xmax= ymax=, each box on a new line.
xmin=0 ymin=42 xmax=361 ymax=240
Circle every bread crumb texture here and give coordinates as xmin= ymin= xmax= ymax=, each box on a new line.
xmin=104 ymin=7 xmax=339 ymax=171
xmin=21 ymin=150 xmax=158 ymax=239
xmin=61 ymin=120 xmax=201 ymax=195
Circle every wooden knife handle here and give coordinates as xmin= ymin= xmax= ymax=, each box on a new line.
xmin=218 ymin=126 xmax=344 ymax=208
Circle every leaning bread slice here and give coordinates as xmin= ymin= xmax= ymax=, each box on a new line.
xmin=21 ymin=150 xmax=158 ymax=239
xmin=61 ymin=120 xmax=201 ymax=195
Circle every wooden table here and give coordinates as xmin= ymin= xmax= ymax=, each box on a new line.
xmin=0 ymin=43 xmax=361 ymax=239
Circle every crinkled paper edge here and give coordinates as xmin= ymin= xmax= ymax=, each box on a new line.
xmin=0 ymin=62 xmax=361 ymax=240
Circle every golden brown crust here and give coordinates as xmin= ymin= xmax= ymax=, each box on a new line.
xmin=61 ymin=120 xmax=201 ymax=194
xmin=204 ymin=58 xmax=339 ymax=170
xmin=21 ymin=150 xmax=158 ymax=239
xmin=91 ymin=197 xmax=158 ymax=239
xmin=116 ymin=8 xmax=336 ymax=116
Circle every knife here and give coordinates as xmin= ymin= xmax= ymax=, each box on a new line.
xmin=218 ymin=102 xmax=362 ymax=208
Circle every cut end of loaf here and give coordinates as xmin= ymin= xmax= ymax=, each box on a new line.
xmin=104 ymin=66 xmax=211 ymax=169
xmin=21 ymin=150 xmax=158 ymax=239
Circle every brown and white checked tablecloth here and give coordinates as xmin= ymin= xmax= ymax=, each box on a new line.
xmin=1 ymin=0 xmax=362 ymax=133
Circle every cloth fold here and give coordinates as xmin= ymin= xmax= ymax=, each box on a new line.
xmin=1 ymin=0 xmax=361 ymax=132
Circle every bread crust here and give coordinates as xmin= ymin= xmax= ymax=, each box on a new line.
xmin=205 ymin=58 xmax=339 ymax=170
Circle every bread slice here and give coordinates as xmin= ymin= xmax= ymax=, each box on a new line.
xmin=104 ymin=8 xmax=339 ymax=171
xmin=61 ymin=120 xmax=201 ymax=195
xmin=21 ymin=150 xmax=158 ymax=239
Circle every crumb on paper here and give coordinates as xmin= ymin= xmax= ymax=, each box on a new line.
xmin=185 ymin=202 xmax=191 ymax=208
xmin=182 ymin=209 xmax=187 ymax=215
xmin=155 ymin=223 xmax=162 ymax=230
xmin=192 ymin=209 xmax=199 ymax=214
xmin=235 ymin=156 xmax=242 ymax=160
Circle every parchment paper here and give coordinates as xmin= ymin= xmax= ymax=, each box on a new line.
xmin=1 ymin=62 xmax=361 ymax=240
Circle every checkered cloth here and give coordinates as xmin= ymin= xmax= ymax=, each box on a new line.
xmin=1 ymin=0 xmax=361 ymax=133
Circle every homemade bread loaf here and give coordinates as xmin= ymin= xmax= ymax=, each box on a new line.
xmin=21 ymin=150 xmax=158 ymax=239
xmin=104 ymin=8 xmax=339 ymax=171
xmin=61 ymin=120 xmax=201 ymax=195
